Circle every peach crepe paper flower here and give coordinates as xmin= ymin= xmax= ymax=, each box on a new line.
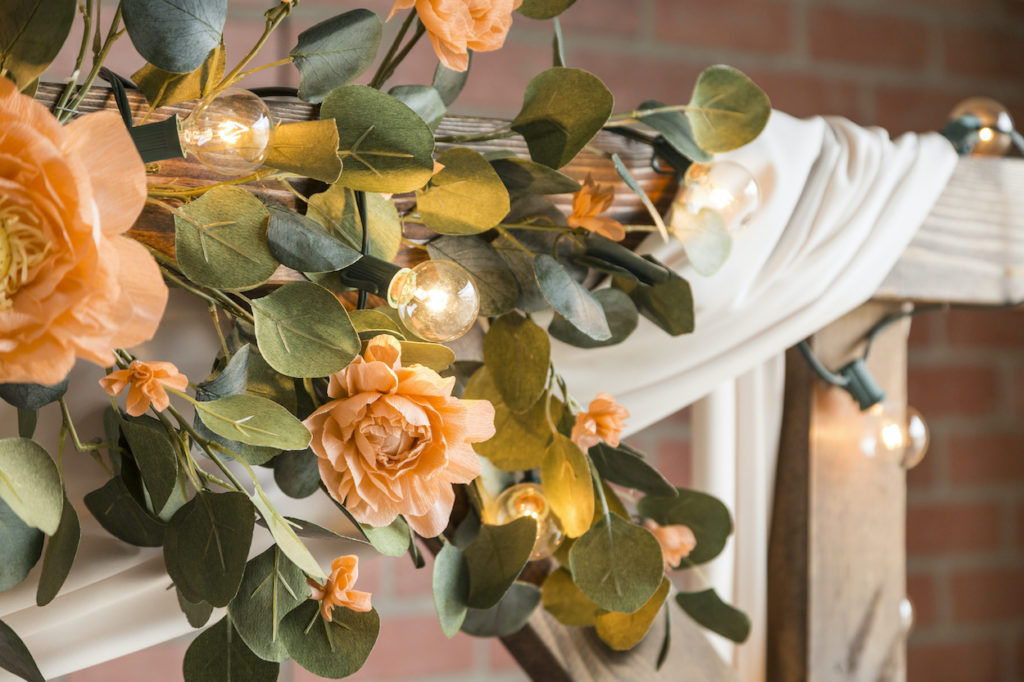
xmin=567 ymin=174 xmax=626 ymax=242
xmin=571 ymin=392 xmax=629 ymax=451
xmin=644 ymin=519 xmax=697 ymax=570
xmin=388 ymin=0 xmax=522 ymax=72
xmin=304 ymin=334 xmax=495 ymax=538
xmin=307 ymin=555 xmax=372 ymax=622
xmin=0 ymin=77 xmax=166 ymax=386
xmin=99 ymin=360 xmax=189 ymax=416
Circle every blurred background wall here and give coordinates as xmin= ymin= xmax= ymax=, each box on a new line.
xmin=43 ymin=0 xmax=1024 ymax=679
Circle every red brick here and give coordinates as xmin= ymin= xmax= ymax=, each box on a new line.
xmin=808 ymin=7 xmax=930 ymax=69
xmin=873 ymin=85 xmax=985 ymax=134
xmin=653 ymin=0 xmax=792 ymax=55
xmin=1015 ymin=368 xmax=1024 ymax=417
xmin=908 ymin=315 xmax=935 ymax=349
xmin=944 ymin=25 xmax=1024 ymax=80
xmin=907 ymin=639 xmax=1003 ymax=682
xmin=951 ymin=568 xmax=1024 ymax=623
xmin=555 ymin=0 xmax=643 ymax=38
xmin=65 ymin=641 xmax=189 ymax=682
xmin=906 ymin=501 xmax=1002 ymax=554
xmin=905 ymin=438 xmax=939 ymax=489
xmin=946 ymin=309 xmax=1024 ymax=348
xmin=1017 ymin=503 xmax=1024 ymax=548
xmin=567 ymin=50 xmax=703 ymax=111
xmin=907 ymin=366 xmax=999 ymax=417
xmin=740 ymin=70 xmax=862 ymax=121
xmin=948 ymin=434 xmax=1024 ymax=485
xmin=906 ymin=572 xmax=940 ymax=628
xmin=453 ymin=42 xmax=553 ymax=116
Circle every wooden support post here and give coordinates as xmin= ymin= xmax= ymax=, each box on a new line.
xmin=769 ymin=302 xmax=910 ymax=682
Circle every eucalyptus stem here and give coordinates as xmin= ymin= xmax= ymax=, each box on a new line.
xmin=143 ymin=240 xmax=255 ymax=324
xmin=606 ymin=103 xmax=743 ymax=127
xmin=212 ymin=2 xmax=294 ymax=98
xmin=590 ymin=460 xmax=611 ymax=519
xmin=146 ymin=168 xmax=283 ymax=199
xmin=209 ymin=303 xmax=231 ymax=359
xmin=494 ymin=226 xmax=535 ymax=256
xmin=369 ymin=10 xmax=417 ymax=89
xmin=434 ymin=127 xmax=516 ymax=144
xmin=59 ymin=3 xmax=125 ymax=123
xmin=232 ymin=57 xmax=294 ymax=83
xmin=58 ymin=398 xmax=109 ymax=453
xmin=54 ymin=0 xmax=96 ymax=116
xmin=152 ymin=408 xmax=204 ymax=490
xmin=164 ymin=401 xmax=249 ymax=494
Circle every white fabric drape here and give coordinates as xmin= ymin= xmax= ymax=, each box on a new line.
xmin=0 ymin=111 xmax=957 ymax=679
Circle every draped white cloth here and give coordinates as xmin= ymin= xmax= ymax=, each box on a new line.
xmin=0 ymin=111 xmax=957 ymax=680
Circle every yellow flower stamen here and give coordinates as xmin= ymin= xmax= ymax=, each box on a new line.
xmin=0 ymin=197 xmax=52 ymax=311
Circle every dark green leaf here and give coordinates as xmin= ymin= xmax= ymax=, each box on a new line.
xmin=589 ymin=441 xmax=676 ymax=497
xmin=549 ymin=287 xmax=637 ymax=348
xmin=272 ymin=448 xmax=320 ymax=499
xmin=0 ymin=497 xmax=42 ymax=592
xmin=280 ymin=601 xmax=379 ymax=678
xmin=122 ymin=418 xmax=178 ymax=512
xmin=36 ymin=495 xmax=80 ymax=606
xmin=389 ymin=85 xmax=446 ymax=131
xmin=0 ymin=376 xmax=68 ymax=410
xmin=540 ymin=434 xmax=593 ymax=538
xmin=132 ymin=44 xmax=225 ymax=109
xmin=183 ymin=617 xmax=279 ymax=681
xmin=432 ymin=58 xmax=470 ymax=106
xmin=290 ymin=9 xmax=382 ymax=103
xmin=569 ymin=513 xmax=663 ymax=613
xmin=229 ymin=545 xmax=310 ymax=662
xmin=615 ymin=268 xmax=695 ymax=336
xmin=490 ymin=157 xmax=580 ymax=196
xmin=0 ymin=0 xmax=76 ymax=89
xmin=426 ymin=236 xmax=519 ymax=317
xmin=194 ymin=394 xmax=311 ymax=450
xmin=264 ymin=120 xmax=343 ymax=184
xmin=122 ymin=0 xmax=226 ymax=74
xmin=433 ymin=539 xmax=470 ymax=638
xmin=265 ymin=204 xmax=361 ymax=273
xmin=164 ymin=491 xmax=254 ymax=607
xmin=512 ymin=67 xmax=613 ymax=169
xmin=463 ymin=517 xmax=537 ymax=609
xmin=195 ymin=346 xmax=251 ymax=401
xmin=16 ymin=409 xmax=35 ymax=439
xmin=518 ymin=0 xmax=577 ymax=19
xmin=637 ymin=488 xmax=732 ymax=566
xmin=483 ymin=312 xmax=550 ymax=413
xmin=534 ymin=254 xmax=610 ymax=340
xmin=416 ymin=147 xmax=510 ymax=235
xmin=686 ymin=65 xmax=770 ymax=153
xmin=321 ymin=85 xmax=435 ymax=193
xmin=0 ymin=438 xmax=62 ymax=534
xmin=178 ymin=588 xmax=214 ymax=629
xmin=462 ymin=581 xmax=541 ymax=637
xmin=676 ymin=589 xmax=751 ymax=643
xmin=636 ymin=99 xmax=710 ymax=163
xmin=306 ymin=185 xmax=401 ymax=262
xmin=84 ymin=476 xmax=165 ymax=547
xmin=0 ymin=618 xmax=44 ymax=682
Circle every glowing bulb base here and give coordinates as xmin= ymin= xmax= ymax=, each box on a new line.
xmin=491 ymin=483 xmax=564 ymax=560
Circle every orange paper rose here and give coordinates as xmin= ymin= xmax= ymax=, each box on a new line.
xmin=99 ymin=360 xmax=189 ymax=417
xmin=304 ymin=335 xmax=494 ymax=537
xmin=644 ymin=519 xmax=697 ymax=569
xmin=389 ymin=0 xmax=522 ymax=72
xmin=0 ymin=77 xmax=166 ymax=385
xmin=307 ymin=555 xmax=372 ymax=622
xmin=571 ymin=392 xmax=629 ymax=451
xmin=568 ymin=174 xmax=626 ymax=242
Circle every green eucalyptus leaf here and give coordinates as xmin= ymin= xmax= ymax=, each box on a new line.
xmin=321 ymin=85 xmax=435 ymax=193
xmin=432 ymin=58 xmax=470 ymax=106
xmin=84 ymin=476 xmax=165 ymax=547
xmin=36 ymin=495 xmax=80 ymax=606
xmin=389 ymin=85 xmax=446 ymax=131
xmin=390 ymin=340 xmax=455 ymax=373
xmin=177 ymin=588 xmax=214 ymax=629
xmin=490 ymin=157 xmax=581 ymax=196
xmin=637 ymin=488 xmax=732 ymax=566
xmin=0 ymin=0 xmax=76 ymax=89
xmin=426 ymin=236 xmax=519 ymax=317
xmin=228 ymin=545 xmax=311 ymax=662
xmin=676 ymin=589 xmax=751 ymax=642
xmin=569 ymin=513 xmax=663 ymax=613
xmin=686 ymin=65 xmax=770 ymax=153
xmin=264 ymin=120 xmax=344 ymax=183
xmin=245 ymin=349 xmax=298 ymax=414
xmin=615 ymin=267 xmax=695 ymax=336
xmin=252 ymin=281 xmax=359 ymax=379
xmin=463 ymin=517 xmax=537 ymax=609
xmin=589 ymin=441 xmax=676 ymax=497
xmin=164 ymin=491 xmax=254 ymax=607
xmin=416 ymin=147 xmax=510 ymax=235
xmin=0 ymin=618 xmax=44 ymax=682
xmin=307 ymin=185 xmax=401 ymax=262
xmin=361 ymin=516 xmax=412 ymax=557
xmin=122 ymin=418 xmax=178 ymax=513
xmin=195 ymin=394 xmax=311 ymax=450
xmin=511 ymin=67 xmax=613 ymax=169
xmin=674 ymin=207 xmax=732 ymax=276
xmin=483 ymin=312 xmax=550 ymax=413
xmin=290 ymin=9 xmax=382 ymax=104
xmin=518 ymin=0 xmax=577 ymax=19
xmin=462 ymin=581 xmax=541 ymax=637
xmin=534 ymin=254 xmax=611 ymax=340
xmin=433 ymin=539 xmax=470 ymax=638
xmin=265 ymin=204 xmax=361 ymax=273
xmin=132 ymin=44 xmax=225 ymax=109
xmin=174 ymin=186 xmax=278 ymax=291
xmin=0 ymin=376 xmax=68 ymax=410
xmin=549 ymin=287 xmax=637 ymax=348
xmin=540 ymin=434 xmax=593 ymax=538
xmin=0 ymin=497 xmax=43 ymax=592
xmin=541 ymin=567 xmax=603 ymax=627
xmin=272 ymin=448 xmax=320 ymax=499
xmin=349 ymin=309 xmax=403 ymax=335
xmin=280 ymin=600 xmax=379 ymax=678
xmin=122 ymin=0 xmax=226 ymax=74
xmin=183 ymin=617 xmax=279 ymax=681
xmin=595 ymin=576 xmax=670 ymax=650
xmin=636 ymin=99 xmax=710 ymax=163
xmin=0 ymin=438 xmax=61 ymax=534
xmin=195 ymin=346 xmax=250 ymax=401
xmin=250 ymin=488 xmax=325 ymax=581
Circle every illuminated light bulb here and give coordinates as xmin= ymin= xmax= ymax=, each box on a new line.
xmin=491 ymin=483 xmax=564 ymax=560
xmin=898 ymin=597 xmax=915 ymax=636
xmin=859 ymin=403 xmax=930 ymax=468
xmin=949 ymin=97 xmax=1014 ymax=157
xmin=680 ymin=161 xmax=760 ymax=232
xmin=387 ymin=260 xmax=480 ymax=342
xmin=180 ymin=88 xmax=274 ymax=176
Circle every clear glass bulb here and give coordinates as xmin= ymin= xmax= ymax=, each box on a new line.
xmin=949 ymin=97 xmax=1014 ymax=157
xmin=180 ymin=88 xmax=274 ymax=176
xmin=859 ymin=403 xmax=929 ymax=469
xmin=680 ymin=161 xmax=761 ymax=232
xmin=898 ymin=597 xmax=915 ymax=636
xmin=387 ymin=260 xmax=480 ymax=342
xmin=491 ymin=483 xmax=564 ymax=560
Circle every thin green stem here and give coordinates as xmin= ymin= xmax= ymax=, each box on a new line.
xmin=209 ymin=303 xmax=231 ymax=359
xmin=369 ymin=10 xmax=417 ymax=89
xmin=147 ymin=168 xmax=283 ymax=199
xmin=152 ymin=408 xmax=203 ymax=490
xmin=371 ymin=20 xmax=426 ymax=90
xmin=606 ymin=103 xmax=743 ymax=127
xmin=494 ymin=226 xmax=535 ymax=255
xmin=54 ymin=0 xmax=96 ymax=116
xmin=164 ymin=402 xmax=249 ymax=494
xmin=232 ymin=57 xmax=293 ymax=83
xmin=58 ymin=398 xmax=110 ymax=453
xmin=434 ymin=127 xmax=516 ymax=144
xmin=211 ymin=3 xmax=293 ymax=99
xmin=59 ymin=3 xmax=125 ymax=123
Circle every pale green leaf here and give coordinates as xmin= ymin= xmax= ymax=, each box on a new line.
xmin=194 ymin=394 xmax=311 ymax=451
xmin=433 ymin=539 xmax=469 ymax=638
xmin=595 ymin=576 xmax=670 ymax=650
xmin=540 ymin=434 xmax=593 ymax=538
xmin=0 ymin=438 xmax=61 ymax=534
xmin=290 ymin=9 xmax=382 ymax=104
xmin=541 ymin=567 xmax=603 ymax=627
xmin=264 ymin=120 xmax=343 ymax=183
xmin=686 ymin=65 xmax=770 ymax=153
xmin=416 ymin=147 xmax=510 ymax=235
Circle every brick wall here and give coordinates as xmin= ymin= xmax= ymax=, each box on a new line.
xmin=46 ymin=0 xmax=1023 ymax=679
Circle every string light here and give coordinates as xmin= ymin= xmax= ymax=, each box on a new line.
xmin=179 ymin=88 xmax=275 ymax=176
xmin=678 ymin=161 xmax=761 ymax=232
xmin=859 ymin=403 xmax=930 ymax=468
xmin=944 ymin=97 xmax=1019 ymax=157
xmin=490 ymin=483 xmax=564 ymax=560
xmin=387 ymin=260 xmax=480 ymax=342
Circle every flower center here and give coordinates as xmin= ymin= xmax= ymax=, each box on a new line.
xmin=0 ymin=197 xmax=52 ymax=311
